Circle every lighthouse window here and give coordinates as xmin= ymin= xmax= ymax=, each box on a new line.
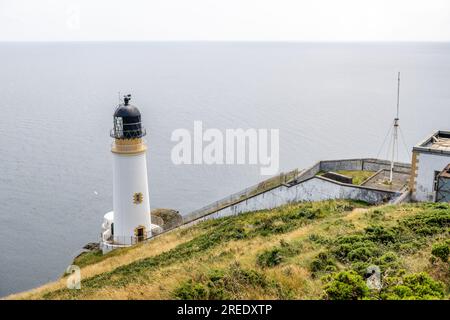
xmin=114 ymin=117 xmax=124 ymax=138
xmin=133 ymin=192 xmax=143 ymax=204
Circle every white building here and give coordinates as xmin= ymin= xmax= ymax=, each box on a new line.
xmin=410 ymin=130 xmax=450 ymax=202
xmin=101 ymin=95 xmax=161 ymax=252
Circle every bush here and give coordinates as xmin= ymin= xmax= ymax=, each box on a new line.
xmin=333 ymin=236 xmax=380 ymax=262
xmin=375 ymin=252 xmax=401 ymax=273
xmin=308 ymin=234 xmax=330 ymax=245
xmin=297 ymin=207 xmax=320 ymax=219
xmin=256 ymin=240 xmax=299 ymax=268
xmin=257 ymin=248 xmax=284 ymax=268
xmin=367 ymin=209 xmax=385 ymax=220
xmin=347 ymin=246 xmax=379 ymax=262
xmin=322 ymin=271 xmax=369 ymax=300
xmin=381 ymin=272 xmax=445 ymax=300
xmin=310 ymin=252 xmax=337 ymax=275
xmin=173 ymin=280 xmax=211 ymax=299
xmin=431 ymin=242 xmax=450 ymax=263
xmin=172 ymin=264 xmax=284 ymax=300
xmin=401 ymin=209 xmax=450 ymax=236
xmin=364 ymin=225 xmax=397 ymax=244
xmin=350 ymin=252 xmax=401 ymax=278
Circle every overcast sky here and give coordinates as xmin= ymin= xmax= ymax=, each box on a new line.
xmin=1 ymin=0 xmax=450 ymax=41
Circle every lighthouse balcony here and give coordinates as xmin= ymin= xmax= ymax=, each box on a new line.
xmin=101 ymin=210 xmax=163 ymax=253
xmin=101 ymin=227 xmax=162 ymax=253
xmin=110 ymin=128 xmax=146 ymax=139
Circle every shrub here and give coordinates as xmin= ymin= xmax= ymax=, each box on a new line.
xmin=173 ymin=280 xmax=211 ymax=299
xmin=381 ymin=272 xmax=445 ymax=300
xmin=310 ymin=252 xmax=337 ymax=275
xmin=364 ymin=225 xmax=397 ymax=244
xmin=431 ymin=242 xmax=450 ymax=263
xmin=350 ymin=252 xmax=401 ymax=279
xmin=333 ymin=236 xmax=380 ymax=262
xmin=375 ymin=252 xmax=401 ymax=273
xmin=257 ymin=248 xmax=284 ymax=268
xmin=297 ymin=207 xmax=320 ymax=219
xmin=172 ymin=264 xmax=284 ymax=300
xmin=322 ymin=271 xmax=369 ymax=300
xmin=347 ymin=246 xmax=379 ymax=262
xmin=401 ymin=209 xmax=450 ymax=236
xmin=367 ymin=209 xmax=385 ymax=220
xmin=308 ymin=234 xmax=330 ymax=244
xmin=256 ymin=240 xmax=299 ymax=268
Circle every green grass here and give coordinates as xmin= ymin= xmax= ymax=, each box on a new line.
xmin=42 ymin=200 xmax=364 ymax=299
xmin=172 ymin=263 xmax=292 ymax=299
xmin=335 ymin=170 xmax=375 ymax=185
xmin=72 ymin=250 xmax=104 ymax=269
xmin=71 ymin=245 xmax=135 ymax=270
xmin=309 ymin=202 xmax=450 ymax=299
xmin=16 ymin=201 xmax=450 ymax=300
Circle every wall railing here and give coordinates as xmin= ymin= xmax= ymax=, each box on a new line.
xmin=183 ymin=168 xmax=300 ymax=222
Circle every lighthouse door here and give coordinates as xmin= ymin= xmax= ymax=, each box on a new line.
xmin=135 ymin=226 xmax=145 ymax=242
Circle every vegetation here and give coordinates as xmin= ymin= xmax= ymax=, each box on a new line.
xmin=316 ymin=170 xmax=375 ymax=185
xmin=256 ymin=240 xmax=300 ymax=268
xmin=322 ymin=271 xmax=368 ymax=300
xmin=72 ymin=250 xmax=104 ymax=269
xmin=335 ymin=170 xmax=375 ymax=185
xmin=381 ymin=272 xmax=445 ymax=300
xmin=431 ymin=241 xmax=449 ymax=263
xmin=173 ymin=262 xmax=291 ymax=299
xmin=7 ymin=201 xmax=450 ymax=300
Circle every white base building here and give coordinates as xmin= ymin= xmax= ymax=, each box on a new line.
xmin=410 ymin=130 xmax=450 ymax=202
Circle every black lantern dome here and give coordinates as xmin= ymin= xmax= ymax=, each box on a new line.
xmin=111 ymin=94 xmax=146 ymax=139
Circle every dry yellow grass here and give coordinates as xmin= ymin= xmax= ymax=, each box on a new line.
xmin=6 ymin=226 xmax=203 ymax=300
xmin=6 ymin=201 xmax=445 ymax=300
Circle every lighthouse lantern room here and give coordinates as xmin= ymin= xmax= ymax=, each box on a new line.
xmin=101 ymin=95 xmax=159 ymax=252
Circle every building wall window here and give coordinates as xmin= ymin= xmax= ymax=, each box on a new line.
xmin=433 ymin=171 xmax=440 ymax=191
xmin=133 ymin=192 xmax=143 ymax=204
xmin=114 ymin=116 xmax=124 ymax=138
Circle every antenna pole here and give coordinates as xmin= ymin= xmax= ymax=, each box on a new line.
xmin=396 ymin=72 xmax=400 ymax=118
xmin=389 ymin=72 xmax=400 ymax=183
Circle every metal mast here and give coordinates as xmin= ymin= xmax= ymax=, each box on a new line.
xmin=389 ymin=72 xmax=400 ymax=183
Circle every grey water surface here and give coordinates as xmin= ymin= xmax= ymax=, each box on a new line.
xmin=0 ymin=42 xmax=449 ymax=296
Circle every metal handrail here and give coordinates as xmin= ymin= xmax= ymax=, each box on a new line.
xmin=183 ymin=168 xmax=300 ymax=221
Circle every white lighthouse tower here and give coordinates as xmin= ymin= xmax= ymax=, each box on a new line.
xmin=101 ymin=95 xmax=159 ymax=252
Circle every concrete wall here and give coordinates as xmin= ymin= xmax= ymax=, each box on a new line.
xmin=319 ymin=158 xmax=411 ymax=174
xmin=189 ymin=176 xmax=396 ymax=223
xmin=296 ymin=161 xmax=321 ymax=183
xmin=413 ymin=152 xmax=450 ymax=201
xmin=183 ymin=158 xmax=410 ymax=225
xmin=320 ymin=159 xmax=364 ymax=172
xmin=362 ymin=159 xmax=411 ymax=174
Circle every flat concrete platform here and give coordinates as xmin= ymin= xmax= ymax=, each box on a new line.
xmin=361 ymin=169 xmax=410 ymax=192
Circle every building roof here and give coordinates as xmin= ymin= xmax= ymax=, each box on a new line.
xmin=114 ymin=104 xmax=141 ymax=118
xmin=413 ymin=130 xmax=450 ymax=156
xmin=439 ymin=164 xmax=450 ymax=179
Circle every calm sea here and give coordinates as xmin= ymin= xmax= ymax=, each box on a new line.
xmin=0 ymin=42 xmax=449 ymax=296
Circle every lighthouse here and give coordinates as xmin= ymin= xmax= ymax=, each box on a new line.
xmin=101 ymin=95 xmax=159 ymax=252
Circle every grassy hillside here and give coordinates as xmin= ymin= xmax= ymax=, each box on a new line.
xmin=7 ymin=200 xmax=450 ymax=300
